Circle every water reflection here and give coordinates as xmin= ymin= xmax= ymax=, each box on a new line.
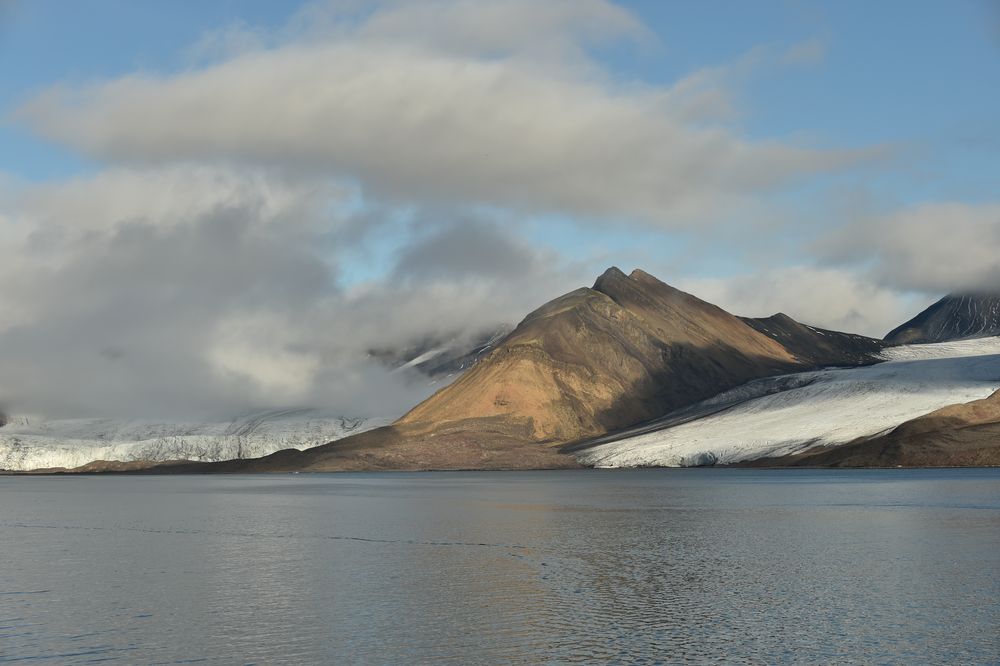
xmin=1 ymin=470 xmax=998 ymax=664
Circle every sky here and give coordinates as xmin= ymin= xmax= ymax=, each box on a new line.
xmin=1 ymin=0 xmax=998 ymax=420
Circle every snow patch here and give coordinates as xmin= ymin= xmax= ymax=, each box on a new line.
xmin=0 ymin=409 xmax=391 ymax=471
xmin=579 ymin=337 xmax=1000 ymax=468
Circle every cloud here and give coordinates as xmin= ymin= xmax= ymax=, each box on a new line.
xmin=819 ymin=202 xmax=1000 ymax=294
xmin=0 ymin=166 xmax=588 ymax=419
xmin=677 ymin=266 xmax=915 ymax=338
xmin=392 ymin=218 xmax=551 ymax=281
xmin=0 ymin=0 xmax=912 ymax=420
xmin=15 ymin=0 xmax=871 ymax=225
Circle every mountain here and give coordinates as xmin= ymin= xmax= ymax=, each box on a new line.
xmin=574 ymin=337 xmax=1000 ymax=467
xmin=885 ymin=293 xmax=1000 ymax=344
xmin=395 ymin=267 xmax=882 ymax=446
xmin=753 ymin=387 xmax=1000 ymax=467
xmin=99 ymin=266 xmax=888 ymax=474
xmin=8 ymin=267 xmax=898 ymax=473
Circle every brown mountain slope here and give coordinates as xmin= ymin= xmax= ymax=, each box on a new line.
xmin=397 ymin=267 xmax=865 ymax=445
xmin=751 ymin=390 xmax=1000 ymax=467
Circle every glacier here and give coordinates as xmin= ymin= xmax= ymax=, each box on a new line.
xmin=0 ymin=409 xmax=390 ymax=471
xmin=577 ymin=337 xmax=1000 ymax=468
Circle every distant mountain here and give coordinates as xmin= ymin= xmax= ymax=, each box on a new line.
xmin=885 ymin=293 xmax=1000 ymax=344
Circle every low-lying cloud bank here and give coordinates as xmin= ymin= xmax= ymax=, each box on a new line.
xmin=0 ymin=166 xmax=583 ymax=419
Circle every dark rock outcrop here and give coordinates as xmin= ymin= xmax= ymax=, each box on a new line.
xmin=885 ymin=293 xmax=1000 ymax=345
xmin=742 ymin=313 xmax=885 ymax=367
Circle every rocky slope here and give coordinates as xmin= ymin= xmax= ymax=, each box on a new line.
xmin=885 ymin=293 xmax=1000 ymax=344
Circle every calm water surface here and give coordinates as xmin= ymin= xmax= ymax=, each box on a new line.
xmin=1 ymin=469 xmax=998 ymax=664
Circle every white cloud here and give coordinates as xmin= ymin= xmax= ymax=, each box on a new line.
xmin=207 ymin=311 xmax=324 ymax=400
xmin=0 ymin=166 xmax=587 ymax=419
xmin=821 ymin=202 xmax=1000 ymax=293
xmin=0 ymin=0 xmax=925 ymax=420
xmin=16 ymin=0 xmax=869 ymax=225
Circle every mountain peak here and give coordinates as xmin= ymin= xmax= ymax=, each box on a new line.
xmin=885 ymin=292 xmax=1000 ymax=344
xmin=627 ymin=268 xmax=661 ymax=283
xmin=593 ymin=265 xmax=689 ymax=307
xmin=399 ymin=266 xmax=811 ymax=443
xmin=592 ymin=266 xmax=630 ymax=289
xmin=762 ymin=312 xmax=798 ymax=325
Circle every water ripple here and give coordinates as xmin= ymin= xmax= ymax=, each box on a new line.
xmin=1 ymin=469 xmax=997 ymax=664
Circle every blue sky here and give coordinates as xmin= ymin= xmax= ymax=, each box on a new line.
xmin=1 ymin=0 xmax=998 ymax=417
xmin=3 ymin=0 xmax=998 ymax=286
xmin=5 ymin=0 xmax=999 ymax=194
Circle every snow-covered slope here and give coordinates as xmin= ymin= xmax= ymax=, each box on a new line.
xmin=0 ymin=409 xmax=390 ymax=471
xmin=577 ymin=337 xmax=1000 ymax=468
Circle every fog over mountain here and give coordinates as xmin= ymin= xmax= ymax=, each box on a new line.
xmin=0 ymin=179 xmax=583 ymax=419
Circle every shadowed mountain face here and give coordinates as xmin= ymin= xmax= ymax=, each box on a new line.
xmin=395 ymin=267 xmax=882 ymax=445
xmin=742 ymin=313 xmax=885 ymax=367
xmin=885 ymin=293 xmax=1000 ymax=345
xmin=752 ymin=389 xmax=1000 ymax=467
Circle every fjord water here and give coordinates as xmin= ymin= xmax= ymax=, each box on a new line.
xmin=2 ymin=470 xmax=998 ymax=664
